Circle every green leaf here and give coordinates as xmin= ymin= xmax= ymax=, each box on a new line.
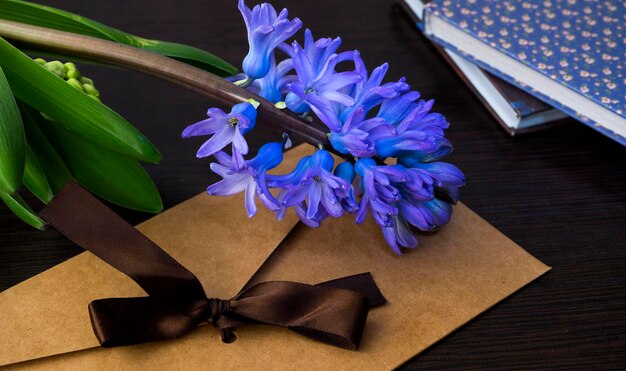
xmin=23 ymin=142 xmax=53 ymax=203
xmin=0 ymin=65 xmax=25 ymax=193
xmin=134 ymin=38 xmax=238 ymax=77
xmin=0 ymin=0 xmax=237 ymax=77
xmin=19 ymin=102 xmax=72 ymax=194
xmin=40 ymin=115 xmax=163 ymax=213
xmin=0 ymin=191 xmax=47 ymax=230
xmin=0 ymin=36 xmax=161 ymax=163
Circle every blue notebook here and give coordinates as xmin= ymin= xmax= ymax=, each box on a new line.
xmin=423 ymin=0 xmax=626 ymax=146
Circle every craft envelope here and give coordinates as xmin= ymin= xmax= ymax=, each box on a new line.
xmin=0 ymin=145 xmax=550 ymax=370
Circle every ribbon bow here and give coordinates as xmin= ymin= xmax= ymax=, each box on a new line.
xmin=40 ymin=182 xmax=385 ymax=350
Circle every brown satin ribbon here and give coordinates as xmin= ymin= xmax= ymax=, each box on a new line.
xmin=40 ymin=182 xmax=386 ymax=350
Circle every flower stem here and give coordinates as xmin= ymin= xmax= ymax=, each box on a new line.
xmin=0 ymin=20 xmax=334 ymax=152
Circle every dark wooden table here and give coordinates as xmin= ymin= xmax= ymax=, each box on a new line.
xmin=1 ymin=0 xmax=625 ymax=369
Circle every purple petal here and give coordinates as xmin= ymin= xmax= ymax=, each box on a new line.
xmin=306 ymin=183 xmax=322 ymax=219
xmin=291 ymin=42 xmax=314 ymax=84
xmin=182 ymin=117 xmax=224 ymax=138
xmin=244 ymin=181 xmax=258 ymax=217
xmin=321 ymin=185 xmax=343 ymax=217
xmin=418 ymin=162 xmax=465 ymax=187
xmin=209 ymin=162 xmax=231 ymax=178
xmin=232 ymin=128 xmax=249 ymax=155
xmin=425 ymin=198 xmax=452 ymax=227
xmin=196 ymin=127 xmax=235 ymax=158
xmin=282 ymin=183 xmax=309 ymax=206
xmin=295 ymin=203 xmax=321 ymax=227
xmin=323 ymin=91 xmax=355 ymax=107
xmin=355 ymin=194 xmax=369 ymax=224
xmin=213 ymin=151 xmax=234 ymax=167
xmin=304 ymin=93 xmax=342 ymax=132
xmin=398 ymin=200 xmax=430 ymax=231
xmin=318 ymin=71 xmax=363 ymax=92
xmin=381 ymin=224 xmax=402 ymax=255
xmin=207 ymin=173 xmax=250 ymax=196
xmin=257 ymin=187 xmax=280 ymax=211
xmin=395 ymin=216 xmax=418 ymax=248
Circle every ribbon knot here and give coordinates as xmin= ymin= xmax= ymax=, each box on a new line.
xmin=206 ymin=298 xmax=230 ymax=324
xmin=40 ymin=182 xmax=386 ymax=351
xmin=205 ymin=298 xmax=236 ymax=343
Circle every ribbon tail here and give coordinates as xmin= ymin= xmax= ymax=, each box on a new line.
xmin=89 ymin=297 xmax=201 ymax=347
xmin=227 ymin=279 xmax=378 ymax=350
xmin=316 ymin=273 xmax=387 ymax=307
xmin=39 ymin=182 xmax=207 ymax=304
xmin=219 ymin=273 xmax=386 ymax=348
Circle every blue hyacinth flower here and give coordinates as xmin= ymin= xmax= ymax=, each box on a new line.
xmin=381 ymin=214 xmax=418 ymax=255
xmin=329 ymin=106 xmax=395 ymax=157
xmin=339 ymin=55 xmax=409 ymax=122
xmin=376 ymin=90 xmax=422 ymax=125
xmin=333 ymin=161 xmax=358 ymax=213
xmin=188 ymin=2 xmax=466 ymax=254
xmin=354 ymin=157 xmax=464 ymax=254
xmin=374 ymin=99 xmax=451 ymax=158
xmin=182 ymin=102 xmax=257 ymax=169
xmin=268 ymin=149 xmax=352 ymax=226
xmin=284 ymin=30 xmax=362 ymax=131
xmin=255 ymin=57 xmax=297 ymax=103
xmin=354 ymin=158 xmax=408 ymax=227
xmin=383 ymin=197 xmax=454 ymax=254
xmin=239 ymin=0 xmax=302 ymax=79
xmin=207 ymin=142 xmax=283 ymax=217
xmin=402 ymin=161 xmax=465 ymax=204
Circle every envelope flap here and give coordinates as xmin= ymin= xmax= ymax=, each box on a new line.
xmin=0 ymin=144 xmax=311 ymax=366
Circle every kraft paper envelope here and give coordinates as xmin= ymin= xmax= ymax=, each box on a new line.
xmin=0 ymin=144 xmax=550 ymax=369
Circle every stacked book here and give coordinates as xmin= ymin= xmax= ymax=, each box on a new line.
xmin=399 ymin=0 xmax=625 ymax=145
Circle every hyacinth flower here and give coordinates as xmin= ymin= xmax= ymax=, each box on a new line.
xmin=401 ymin=161 xmax=465 ymax=204
xmin=253 ymin=57 xmax=297 ymax=103
xmin=382 ymin=214 xmax=418 ymax=255
xmin=338 ymin=55 xmax=409 ymax=122
xmin=390 ymin=164 xmax=464 ymax=251
xmin=376 ymin=90 xmax=422 ymax=125
xmin=281 ymin=29 xmax=345 ymax=104
xmin=329 ymin=106 xmax=397 ymax=158
xmin=354 ymin=158 xmax=408 ymax=226
xmin=374 ymin=99 xmax=451 ymax=158
xmin=268 ymin=149 xmax=352 ymax=226
xmin=238 ymin=0 xmax=302 ymax=79
xmin=333 ymin=161 xmax=358 ymax=213
xmin=182 ymin=101 xmax=257 ymax=169
xmin=184 ymin=1 xmax=465 ymax=254
xmin=207 ymin=142 xmax=283 ymax=217
xmin=285 ymin=35 xmax=362 ymax=131
xmin=353 ymin=157 xmax=465 ymax=254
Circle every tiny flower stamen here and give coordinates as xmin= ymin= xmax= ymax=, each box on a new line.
xmin=228 ymin=117 xmax=240 ymax=127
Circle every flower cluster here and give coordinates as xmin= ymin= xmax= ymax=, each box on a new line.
xmin=183 ymin=0 xmax=465 ymax=254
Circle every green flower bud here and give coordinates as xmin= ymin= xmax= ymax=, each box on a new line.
xmin=64 ymin=62 xmax=81 ymax=79
xmin=43 ymin=61 xmax=66 ymax=79
xmin=88 ymin=95 xmax=101 ymax=103
xmin=79 ymin=77 xmax=94 ymax=85
xmin=82 ymin=83 xmax=100 ymax=97
xmin=66 ymin=78 xmax=84 ymax=92
xmin=35 ymin=58 xmax=102 ymax=104
xmin=66 ymin=69 xmax=81 ymax=80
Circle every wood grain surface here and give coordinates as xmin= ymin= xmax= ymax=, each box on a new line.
xmin=1 ymin=1 xmax=624 ymax=369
